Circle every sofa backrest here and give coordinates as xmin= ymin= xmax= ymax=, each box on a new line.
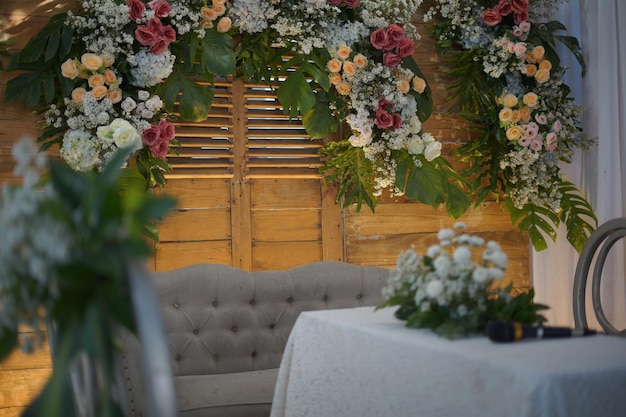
xmin=143 ymin=261 xmax=389 ymax=377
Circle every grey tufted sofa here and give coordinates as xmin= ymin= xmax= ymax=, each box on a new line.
xmin=119 ymin=261 xmax=389 ymax=417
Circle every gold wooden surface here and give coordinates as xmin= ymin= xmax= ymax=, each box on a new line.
xmin=0 ymin=2 xmax=531 ymax=415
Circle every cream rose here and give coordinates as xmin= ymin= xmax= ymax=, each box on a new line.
xmin=217 ymin=16 xmax=232 ymax=33
xmin=412 ymin=76 xmax=426 ymax=94
xmin=342 ymin=61 xmax=357 ymax=77
xmin=502 ymin=93 xmax=518 ymax=108
xmin=71 ymin=87 xmax=86 ymax=104
xmin=88 ymin=73 xmax=106 ymax=88
xmin=535 ymin=69 xmax=550 ymax=84
xmin=335 ymin=81 xmax=351 ymax=96
xmin=91 ymin=85 xmax=108 ymax=100
xmin=353 ymin=53 xmax=368 ymax=68
xmin=506 ymin=125 xmax=523 ymax=141
xmin=396 ymin=78 xmax=410 ymax=94
xmin=522 ymin=92 xmax=538 ymax=108
xmin=498 ymin=107 xmax=513 ymax=123
xmin=327 ymin=59 xmax=342 ymax=73
xmin=407 ymin=136 xmax=424 ymax=155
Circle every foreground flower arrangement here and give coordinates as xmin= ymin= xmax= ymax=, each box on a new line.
xmin=424 ymin=0 xmax=597 ymax=251
xmin=0 ymin=138 xmax=175 ymax=416
xmin=378 ymin=222 xmax=547 ymax=339
xmin=5 ymin=0 xmax=469 ymax=216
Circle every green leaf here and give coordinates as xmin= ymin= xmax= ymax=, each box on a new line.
xmin=401 ymin=56 xmax=433 ymax=121
xmin=445 ymin=180 xmax=471 ymax=219
xmin=277 ymin=69 xmax=316 ymax=118
xmin=302 ymin=100 xmax=338 ymax=139
xmin=157 ymin=69 xmax=214 ymax=122
xmin=558 ymin=180 xmax=597 ymax=252
xmin=201 ymin=31 xmax=236 ymax=76
xmin=0 ymin=326 xmax=17 ymax=361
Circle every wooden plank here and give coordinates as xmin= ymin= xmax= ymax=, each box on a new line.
xmin=252 ymin=241 xmax=323 ymax=271
xmin=0 ymin=368 xmax=51 ymax=408
xmin=321 ymin=181 xmax=345 ymax=261
xmin=250 ymin=178 xmax=321 ymax=209
xmin=155 ymin=241 xmax=232 ymax=271
xmin=345 ymin=202 xmax=515 ymax=236
xmin=158 ymin=208 xmax=231 ymax=242
xmin=252 ymin=209 xmax=321 ymax=242
xmin=0 ymin=406 xmax=26 ymax=417
xmin=0 ymin=339 xmax=51 ymax=372
xmin=154 ymin=178 xmax=230 ymax=209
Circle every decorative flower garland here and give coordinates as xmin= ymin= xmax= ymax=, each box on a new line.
xmin=424 ymin=0 xmax=597 ymax=251
xmin=5 ymin=0 xmax=469 ymax=217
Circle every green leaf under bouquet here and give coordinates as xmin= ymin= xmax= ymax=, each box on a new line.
xmin=378 ymin=223 xmax=548 ymax=339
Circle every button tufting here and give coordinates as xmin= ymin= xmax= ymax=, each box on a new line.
xmin=193 ymin=329 xmax=199 ymax=334
xmin=173 ymin=303 xmax=179 ymax=309
xmin=213 ymin=354 xmax=219 ymax=361
xmin=251 ymin=351 xmax=257 ymax=357
xmin=286 ymin=297 xmax=293 ymax=303
xmin=212 ymin=300 xmax=218 ymax=307
xmin=322 ymin=294 xmax=328 ymax=301
xmin=249 ymin=299 xmax=255 ymax=305
xmin=269 ymin=323 xmax=275 ymax=329
xmin=356 ymin=293 xmax=362 ymax=299
xmin=231 ymin=326 xmax=238 ymax=333
xmin=175 ymin=354 xmax=181 ymax=361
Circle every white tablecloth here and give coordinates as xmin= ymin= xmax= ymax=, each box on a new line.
xmin=270 ymin=306 xmax=626 ymax=417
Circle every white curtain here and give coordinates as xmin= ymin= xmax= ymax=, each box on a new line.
xmin=532 ymin=0 xmax=626 ymax=330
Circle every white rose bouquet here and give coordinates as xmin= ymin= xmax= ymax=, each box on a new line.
xmin=378 ymin=222 xmax=548 ymax=339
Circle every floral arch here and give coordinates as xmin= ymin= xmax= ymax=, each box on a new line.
xmin=4 ymin=0 xmax=596 ymax=251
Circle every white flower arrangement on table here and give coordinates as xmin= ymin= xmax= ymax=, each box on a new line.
xmin=378 ymin=222 xmax=547 ymax=339
xmin=423 ymin=0 xmax=597 ymax=252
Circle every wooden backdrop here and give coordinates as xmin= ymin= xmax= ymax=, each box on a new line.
xmin=0 ymin=1 xmax=530 ymax=415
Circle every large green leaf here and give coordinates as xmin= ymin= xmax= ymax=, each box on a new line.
xmin=156 ymin=69 xmax=214 ymax=122
xmin=277 ymin=69 xmax=316 ymax=118
xmin=558 ymin=181 xmax=597 ymax=252
xmin=201 ymin=31 xmax=236 ymax=76
xmin=303 ymin=100 xmax=338 ymax=139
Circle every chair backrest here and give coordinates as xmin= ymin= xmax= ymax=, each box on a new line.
xmin=573 ymin=217 xmax=626 ymax=334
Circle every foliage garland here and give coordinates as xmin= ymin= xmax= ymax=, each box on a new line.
xmin=4 ymin=0 xmax=469 ymax=217
xmin=424 ymin=0 xmax=597 ymax=252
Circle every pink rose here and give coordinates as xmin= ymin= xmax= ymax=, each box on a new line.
xmin=370 ymin=28 xmax=389 ymax=50
xmin=150 ymin=38 xmax=169 ymax=55
xmin=327 ymin=0 xmax=342 ymax=4
xmin=158 ymin=119 xmax=175 ymax=141
xmin=551 ymin=120 xmax=562 ymax=132
xmin=345 ymin=0 xmax=359 ymax=9
xmin=529 ymin=138 xmax=543 ymax=152
xmin=148 ymin=0 xmax=171 ymax=18
xmin=514 ymin=10 xmax=529 ymax=24
xmin=162 ymin=25 xmax=177 ymax=42
xmin=387 ymin=24 xmax=405 ymax=44
xmin=518 ymin=136 xmax=530 ymax=147
xmin=494 ymin=0 xmax=512 ymax=16
xmin=150 ymin=140 xmax=169 ymax=159
xmin=128 ymin=0 xmax=146 ymax=21
xmin=135 ymin=25 xmax=157 ymax=46
xmin=375 ymin=109 xmax=394 ymax=129
xmin=481 ymin=9 xmax=502 ymax=26
xmin=391 ymin=113 xmax=402 ymax=130
xmin=378 ymin=97 xmax=392 ymax=110
xmin=396 ymin=37 xmax=414 ymax=58
xmin=142 ymin=125 xmax=161 ymax=146
xmin=147 ymin=18 xmax=165 ymax=35
xmin=511 ymin=0 xmax=529 ymax=14
xmin=383 ymin=52 xmax=401 ymax=68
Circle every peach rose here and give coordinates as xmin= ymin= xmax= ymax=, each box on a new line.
xmin=502 ymin=93 xmax=518 ymax=108
xmin=353 ymin=53 xmax=368 ymax=68
xmin=522 ymin=92 xmax=538 ymax=107
xmin=342 ymin=61 xmax=357 ymax=77
xmin=412 ymin=76 xmax=426 ymax=94
xmin=498 ymin=107 xmax=513 ymax=123
xmin=91 ymin=85 xmax=109 ymax=100
xmin=329 ymin=73 xmax=342 ymax=85
xmin=525 ymin=64 xmax=537 ymax=76
xmin=337 ymin=45 xmax=352 ymax=60
xmin=81 ymin=53 xmax=103 ymax=71
xmin=327 ymin=59 xmax=342 ymax=73
xmin=538 ymin=59 xmax=552 ymax=71
xmin=335 ymin=81 xmax=351 ymax=96
xmin=217 ymin=17 xmax=232 ymax=33
xmin=396 ymin=78 xmax=410 ymax=94
xmin=61 ymin=59 xmax=79 ymax=79
xmin=511 ymin=110 xmax=521 ymax=123
xmin=213 ymin=4 xmax=226 ymax=16
xmin=535 ymin=68 xmax=550 ymax=84
xmin=506 ymin=125 xmax=523 ymax=141
xmin=525 ymin=50 xmax=536 ymax=63
xmin=519 ymin=106 xmax=532 ymax=123
xmin=104 ymin=68 xmax=117 ymax=85
xmin=201 ymin=6 xmax=217 ymax=21
xmin=71 ymin=87 xmax=86 ymax=104
xmin=88 ymin=73 xmax=106 ymax=88
xmin=101 ymin=55 xmax=115 ymax=67
xmin=532 ymin=45 xmax=545 ymax=60
xmin=107 ymin=89 xmax=123 ymax=104
xmin=212 ymin=0 xmax=226 ymax=4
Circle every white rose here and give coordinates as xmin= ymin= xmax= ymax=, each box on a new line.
xmin=138 ymin=90 xmax=150 ymax=101
xmin=424 ymin=140 xmax=442 ymax=161
xmin=409 ymin=114 xmax=422 ymax=134
xmin=348 ymin=134 xmax=371 ymax=148
xmin=112 ymin=122 xmax=142 ymax=151
xmin=407 ymin=136 xmax=424 ymax=155
xmin=425 ymin=280 xmax=444 ymax=298
xmin=96 ymin=125 xmax=115 ymax=142
xmin=141 ymin=108 xmax=155 ymax=119
xmin=145 ymin=96 xmax=163 ymax=112
xmin=472 ymin=267 xmax=489 ymax=284
xmin=121 ymin=97 xmax=137 ymax=112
